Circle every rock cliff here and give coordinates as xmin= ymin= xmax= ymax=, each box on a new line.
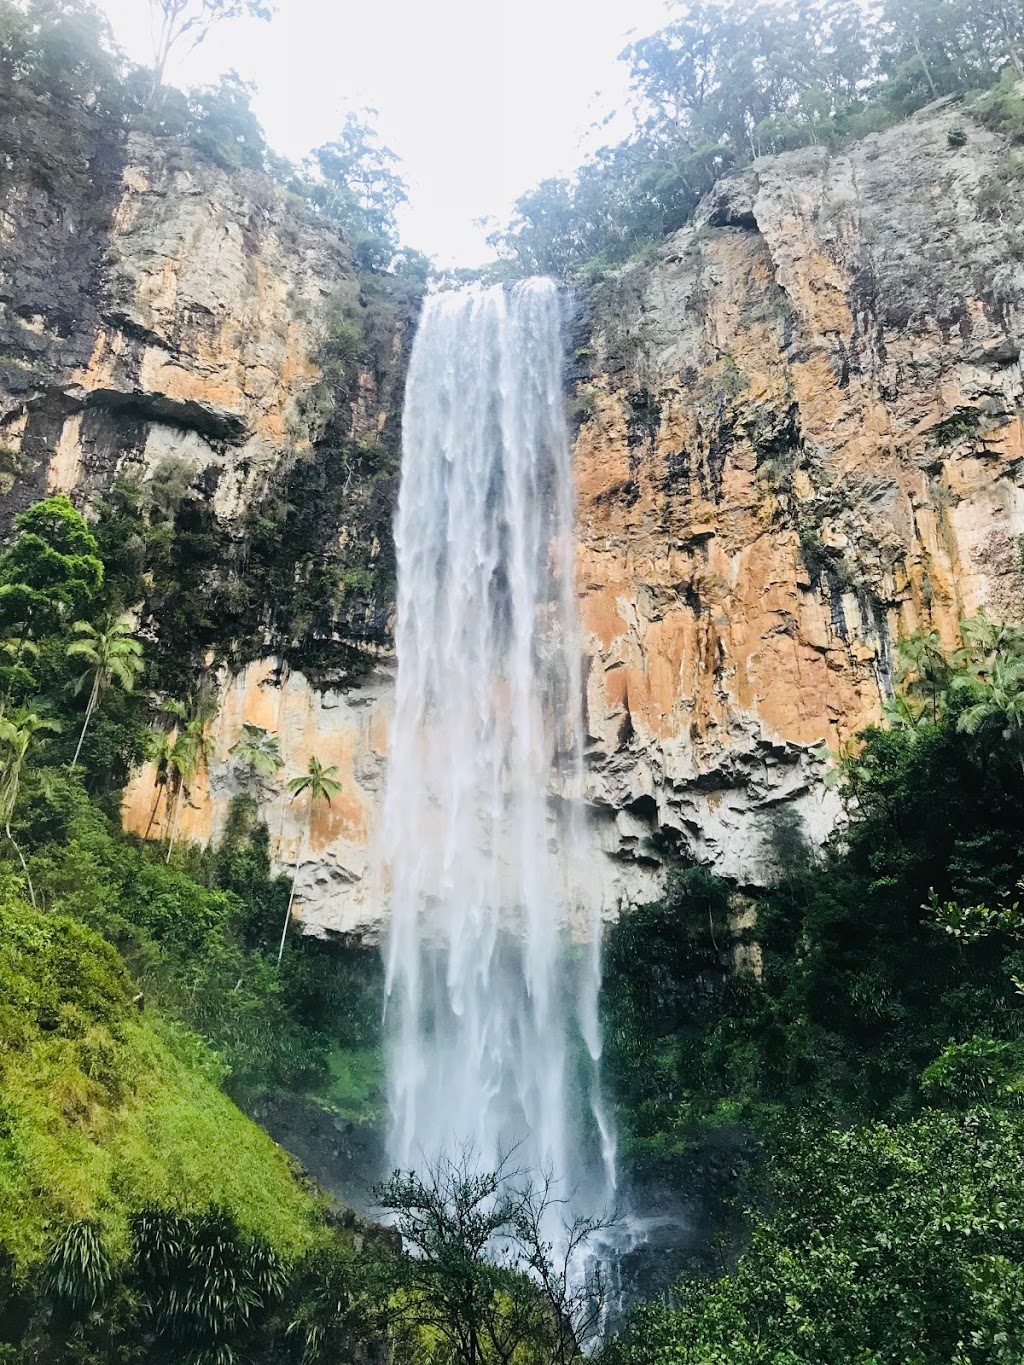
xmin=4 ymin=92 xmax=1023 ymax=937
xmin=575 ymin=93 xmax=1024 ymax=896
xmin=0 ymin=96 xmax=417 ymax=687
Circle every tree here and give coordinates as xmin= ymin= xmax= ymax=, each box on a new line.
xmin=66 ymin=615 xmax=145 ymax=768
xmin=894 ymin=627 xmax=953 ymax=722
xmin=954 ymin=651 xmax=1024 ymax=759
xmin=509 ymin=1174 xmax=611 ymax=1365
xmin=144 ymin=725 xmax=174 ymax=838
xmin=161 ymin=693 xmax=219 ymax=860
xmin=230 ymin=721 xmax=284 ymax=791
xmin=278 ymin=755 xmax=341 ymax=963
xmin=606 ymin=1107 xmax=1024 ymax=1365
xmin=0 ymin=707 xmax=60 ymax=906
xmin=304 ymin=110 xmax=408 ymax=267
xmin=147 ymin=0 xmax=274 ymax=102
xmin=0 ymin=495 xmax=103 ymax=650
xmin=285 ymin=1242 xmax=396 ymax=1364
xmin=184 ymin=70 xmax=268 ymax=172
xmin=0 ymin=636 xmax=38 ymax=714
xmin=375 ymin=1152 xmax=612 ymax=1365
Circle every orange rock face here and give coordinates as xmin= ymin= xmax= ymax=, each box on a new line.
xmin=573 ymin=97 xmax=1024 ymax=890
xmin=122 ymin=659 xmax=394 ymax=940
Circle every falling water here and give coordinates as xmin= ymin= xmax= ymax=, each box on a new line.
xmin=383 ymin=279 xmax=616 ymax=1218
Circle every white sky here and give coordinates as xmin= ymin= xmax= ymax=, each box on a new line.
xmin=93 ymin=0 xmax=672 ymax=267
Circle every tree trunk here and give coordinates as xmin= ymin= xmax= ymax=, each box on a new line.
xmin=72 ymin=676 xmax=100 ymax=768
xmin=166 ymin=778 xmax=185 ymax=862
xmin=913 ymin=35 xmax=938 ymax=98
xmin=277 ymin=813 xmax=309 ymax=965
xmin=144 ymin=779 xmax=166 ymax=840
xmin=6 ymin=821 xmax=36 ymax=909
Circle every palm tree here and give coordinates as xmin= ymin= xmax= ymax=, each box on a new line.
xmin=0 ymin=707 xmax=60 ymax=907
xmin=278 ymin=755 xmax=342 ymax=964
xmin=66 ymin=615 xmax=145 ymax=767
xmin=953 ymin=651 xmax=1024 ymax=761
xmin=144 ymin=725 xmax=175 ymax=838
xmin=161 ymin=694 xmax=219 ymax=861
xmin=881 ymin=692 xmax=929 ymax=732
xmin=895 ymin=629 xmax=951 ymax=722
xmin=230 ymin=722 xmax=284 ymax=791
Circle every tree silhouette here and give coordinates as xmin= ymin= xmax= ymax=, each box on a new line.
xmin=278 ymin=755 xmax=341 ymax=963
xmin=147 ymin=0 xmax=274 ymax=103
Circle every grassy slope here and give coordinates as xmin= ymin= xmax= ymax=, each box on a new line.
xmin=0 ymin=891 xmax=319 ymax=1273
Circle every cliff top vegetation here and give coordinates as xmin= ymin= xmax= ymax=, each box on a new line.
xmin=488 ymin=0 xmax=1024 ymax=277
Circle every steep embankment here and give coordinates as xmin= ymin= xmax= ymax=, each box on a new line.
xmin=0 ymin=895 xmax=318 ymax=1271
xmin=3 ymin=89 xmax=1023 ymax=936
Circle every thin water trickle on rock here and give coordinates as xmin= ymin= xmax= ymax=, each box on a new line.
xmin=383 ymin=279 xmax=616 ymax=1227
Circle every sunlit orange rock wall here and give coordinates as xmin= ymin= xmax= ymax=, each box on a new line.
xmin=574 ymin=94 xmax=1024 ymax=891
xmin=0 ymin=129 xmax=393 ymax=525
xmin=122 ymin=659 xmax=393 ymax=939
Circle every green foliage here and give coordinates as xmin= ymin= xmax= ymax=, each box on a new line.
xmin=42 ymin=1222 xmax=114 ymax=1315
xmin=606 ymin=1107 xmax=1024 ymax=1365
xmin=295 ymin=109 xmax=409 ymax=269
xmin=491 ymin=0 xmax=1024 ymax=276
xmin=132 ymin=1205 xmax=286 ymax=1355
xmin=0 ymin=895 xmax=317 ymax=1275
xmin=92 ymin=436 xmax=401 ymax=693
xmin=179 ymin=70 xmax=269 ymax=171
xmin=604 ymin=621 xmax=1024 ymax=1359
xmin=67 ymin=614 xmax=146 ymax=768
xmin=0 ymin=495 xmax=103 ymax=648
xmin=230 ymin=722 xmax=284 ymax=785
xmin=971 ymin=66 xmax=1024 ymax=142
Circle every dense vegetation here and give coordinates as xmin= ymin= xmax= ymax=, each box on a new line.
xmin=0 ymin=493 xmax=394 ymax=1360
xmin=7 ymin=488 xmax=1024 ymax=1363
xmin=600 ymin=620 xmax=1024 ymax=1363
xmin=490 ymin=0 xmax=1024 ymax=275
xmin=5 ymin=0 xmax=1024 ymax=1360
xmin=0 ymin=496 xmax=602 ymax=1365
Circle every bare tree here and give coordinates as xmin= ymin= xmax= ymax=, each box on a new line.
xmin=147 ymin=0 xmax=274 ymax=103
xmin=375 ymin=1148 xmax=616 ymax=1365
xmin=510 ymin=1171 xmax=614 ymax=1365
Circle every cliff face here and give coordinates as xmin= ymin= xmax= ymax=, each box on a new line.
xmin=0 ymin=105 xmax=414 ymax=682
xmin=575 ymin=94 xmax=1024 ymax=897
xmin=3 ymin=130 xmax=324 ymax=516
xmin=4 ymin=93 xmax=1023 ymax=938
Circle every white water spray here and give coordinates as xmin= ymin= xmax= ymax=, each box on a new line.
xmin=383 ymin=279 xmax=615 ymax=1215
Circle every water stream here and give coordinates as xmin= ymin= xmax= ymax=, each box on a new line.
xmin=382 ymin=279 xmax=616 ymax=1223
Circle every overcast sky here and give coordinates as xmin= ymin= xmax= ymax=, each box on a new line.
xmin=92 ymin=0 xmax=672 ymax=267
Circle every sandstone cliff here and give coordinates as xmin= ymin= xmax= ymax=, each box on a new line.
xmin=574 ymin=93 xmax=1024 ymax=895
xmin=0 ymin=94 xmax=417 ymax=686
xmin=4 ymin=91 xmax=1023 ymax=938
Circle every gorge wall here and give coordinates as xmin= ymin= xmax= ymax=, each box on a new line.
xmin=2 ymin=90 xmax=1023 ymax=937
xmin=574 ymin=92 xmax=1024 ymax=894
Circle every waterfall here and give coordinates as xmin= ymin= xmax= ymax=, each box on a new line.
xmin=383 ymin=279 xmax=615 ymax=1217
